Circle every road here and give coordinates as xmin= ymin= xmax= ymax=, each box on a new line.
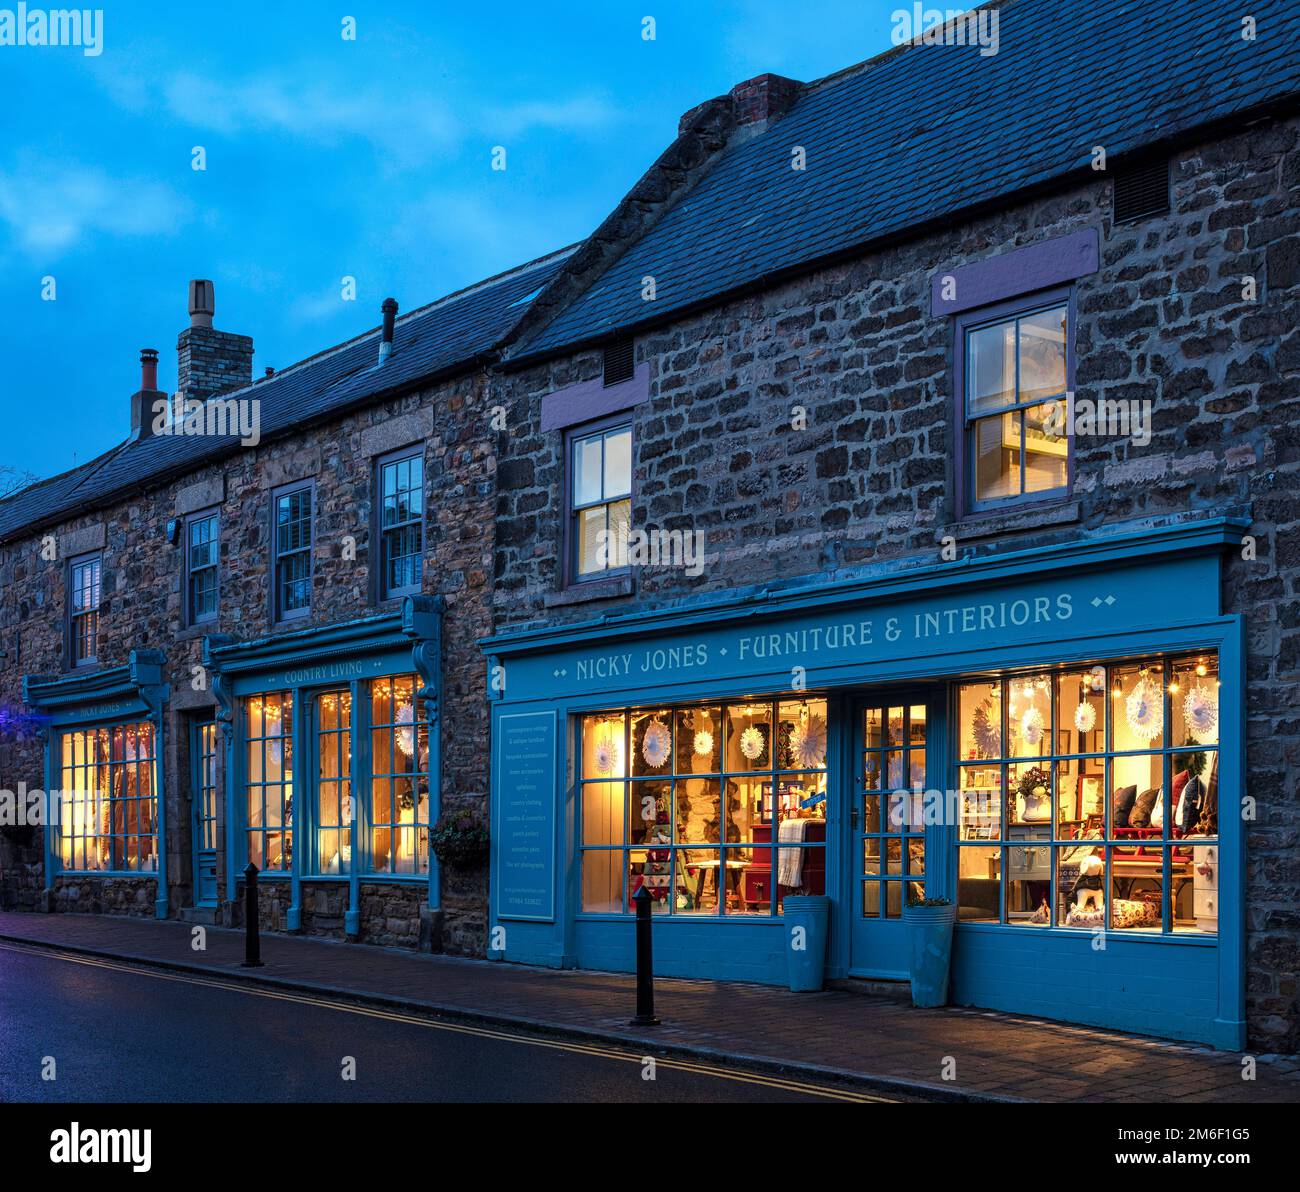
xmin=0 ymin=942 xmax=897 ymax=1103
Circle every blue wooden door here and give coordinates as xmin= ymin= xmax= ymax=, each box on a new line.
xmin=191 ymin=722 xmax=219 ymax=907
xmin=849 ymin=696 xmax=932 ymax=978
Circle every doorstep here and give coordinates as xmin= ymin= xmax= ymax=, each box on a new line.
xmin=1 ymin=911 xmax=1297 ymax=1104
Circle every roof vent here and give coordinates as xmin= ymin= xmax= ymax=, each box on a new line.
xmin=379 ymin=297 xmax=398 ymax=364
xmin=603 ymin=338 xmax=634 ymax=387
xmin=1114 ymin=157 xmax=1170 ymax=224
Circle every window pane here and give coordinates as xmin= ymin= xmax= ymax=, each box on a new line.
xmin=1023 ymin=400 xmax=1068 ymax=493
xmin=972 ymin=412 xmax=1019 ymax=503
xmin=576 ymin=506 xmax=606 ymax=575
xmin=603 ymin=429 xmax=632 ymax=498
xmin=606 ymin=499 xmax=631 ymax=567
xmin=1112 ymin=663 xmax=1166 ymax=751
xmin=967 ymin=318 xmax=1015 ymax=413
xmin=1006 ymin=673 xmax=1052 ymax=759
xmin=1171 ymin=654 xmax=1219 ymax=748
xmin=1108 ymin=846 xmax=1162 ymax=931
xmin=958 ymin=680 xmax=1001 ymax=761
xmin=582 ymin=714 xmax=626 ymax=780
xmin=582 ymin=850 xmax=622 ymax=913
xmin=574 ymin=435 xmax=604 ymax=506
xmin=1017 ymin=306 xmax=1067 ymax=401
xmin=958 ymin=845 xmax=1000 ymax=922
xmin=674 ymin=706 xmax=720 ymax=772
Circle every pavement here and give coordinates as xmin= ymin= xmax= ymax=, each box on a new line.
xmin=2 ymin=910 xmax=1297 ymax=1103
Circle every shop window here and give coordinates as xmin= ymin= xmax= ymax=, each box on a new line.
xmin=186 ymin=510 xmax=219 ymax=625
xmin=245 ymin=692 xmax=294 ymax=871
xmin=376 ymin=450 xmax=424 ymax=600
xmin=369 ymin=675 xmax=430 ymax=875
xmin=272 ymin=482 xmax=313 ymax=622
xmin=958 ymin=297 xmax=1070 ymax=513
xmin=567 ymin=421 xmax=631 ymax=583
xmin=67 ymin=552 xmax=101 ymax=666
xmin=57 ymin=722 xmax=156 ymax=872
xmin=955 ymin=652 xmax=1219 ymax=934
xmin=314 ymin=690 xmax=352 ymax=875
xmin=578 ymin=697 xmax=829 ymax=916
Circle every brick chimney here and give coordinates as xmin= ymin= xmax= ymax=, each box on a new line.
xmin=728 ymin=73 xmax=802 ymax=128
xmin=177 ymin=279 xmax=253 ymax=402
xmin=678 ymin=72 xmax=802 ymax=136
xmin=129 ymin=348 xmax=168 ymax=440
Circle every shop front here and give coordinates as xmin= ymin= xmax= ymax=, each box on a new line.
xmin=483 ymin=515 xmax=1246 ymax=1048
xmin=203 ymin=597 xmax=444 ymax=944
xmin=24 ymin=651 xmax=170 ymax=919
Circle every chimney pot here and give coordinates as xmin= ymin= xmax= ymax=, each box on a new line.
xmin=189 ymin=278 xmax=215 ymax=329
xmin=379 ymin=297 xmax=398 ymax=364
xmin=140 ymin=348 xmax=159 ymax=392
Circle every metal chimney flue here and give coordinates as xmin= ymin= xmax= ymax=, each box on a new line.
xmin=189 ymin=279 xmax=215 ymax=329
xmin=379 ymin=297 xmax=397 ymax=364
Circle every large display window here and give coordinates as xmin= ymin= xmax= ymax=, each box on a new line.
xmin=57 ymin=722 xmax=158 ymax=873
xmin=580 ymin=697 xmax=829 ymax=916
xmin=956 ymin=652 xmax=1219 ymax=934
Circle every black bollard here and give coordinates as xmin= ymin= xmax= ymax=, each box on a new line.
xmin=630 ymin=884 xmax=659 ymax=1026
xmin=241 ymin=862 xmax=264 ymax=968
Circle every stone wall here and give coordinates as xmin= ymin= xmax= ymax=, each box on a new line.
xmin=0 ymin=372 xmax=496 ymax=955
xmin=493 ymin=114 xmax=1300 ymax=1050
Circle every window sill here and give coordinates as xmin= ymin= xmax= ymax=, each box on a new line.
xmin=546 ymin=574 xmax=635 ymax=608
xmin=946 ymin=498 xmax=1080 ymax=542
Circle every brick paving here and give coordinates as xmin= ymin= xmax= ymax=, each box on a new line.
xmin=2 ymin=911 xmax=1296 ymax=1103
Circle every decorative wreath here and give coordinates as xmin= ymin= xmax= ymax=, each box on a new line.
xmin=1020 ymin=706 xmax=1046 ymax=749
xmin=641 ymin=718 xmax=672 ymax=769
xmin=739 ymin=725 xmax=766 ymax=762
xmin=593 ymin=732 xmax=620 ymax=776
xmin=693 ymin=729 xmax=715 ymax=757
xmin=396 ymin=703 xmax=416 ymax=758
xmin=789 ymin=714 xmax=828 ymax=769
xmin=1073 ymin=700 xmax=1097 ymax=735
xmin=971 ymin=697 xmax=1001 ymax=758
xmin=1125 ymin=677 xmax=1164 ymax=739
xmin=1183 ymin=685 xmax=1218 ymax=739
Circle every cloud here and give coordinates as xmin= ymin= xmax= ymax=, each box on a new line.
xmin=99 ymin=63 xmax=618 ymax=166
xmin=0 ymin=157 xmax=189 ymax=256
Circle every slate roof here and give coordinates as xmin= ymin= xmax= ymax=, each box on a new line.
xmin=518 ymin=0 xmax=1300 ymax=359
xmin=0 ymin=246 xmax=575 ymax=543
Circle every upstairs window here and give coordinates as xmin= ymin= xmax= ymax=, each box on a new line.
xmin=960 ymin=297 xmax=1071 ymax=513
xmin=186 ymin=510 xmax=219 ymax=625
xmin=273 ymin=483 xmax=313 ymax=621
xmin=68 ymin=553 xmax=101 ymax=666
xmin=377 ymin=449 xmax=424 ymax=600
xmin=569 ymin=421 xmax=632 ymax=582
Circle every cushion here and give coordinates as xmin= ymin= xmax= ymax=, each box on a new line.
xmin=1130 ymin=787 xmax=1160 ymax=828
xmin=1111 ymin=897 xmax=1160 ymax=928
xmin=1112 ymin=784 xmax=1138 ymax=827
xmin=1176 ymin=776 xmax=1203 ymax=832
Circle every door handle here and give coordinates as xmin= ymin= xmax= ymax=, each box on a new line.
xmin=851 ymin=805 xmax=859 ymax=830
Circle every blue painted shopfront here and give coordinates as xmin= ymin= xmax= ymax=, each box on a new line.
xmin=483 ymin=515 xmax=1247 ymax=1049
xmin=24 ymin=651 xmax=171 ymax=918
xmin=203 ymin=597 xmax=444 ymax=933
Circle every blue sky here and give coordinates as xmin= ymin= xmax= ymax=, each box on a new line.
xmin=0 ymin=0 xmax=906 ymax=483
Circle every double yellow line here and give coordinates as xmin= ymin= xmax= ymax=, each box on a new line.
xmin=0 ymin=940 xmax=892 ymax=1103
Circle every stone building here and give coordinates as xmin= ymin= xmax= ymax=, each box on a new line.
xmin=1 ymin=0 xmax=1297 ymax=1055
xmin=0 ymin=248 xmax=572 ymax=955
xmin=481 ymin=0 xmax=1300 ymax=1053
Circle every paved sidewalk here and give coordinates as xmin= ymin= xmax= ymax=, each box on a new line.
xmin=2 ymin=911 xmax=1295 ymax=1102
